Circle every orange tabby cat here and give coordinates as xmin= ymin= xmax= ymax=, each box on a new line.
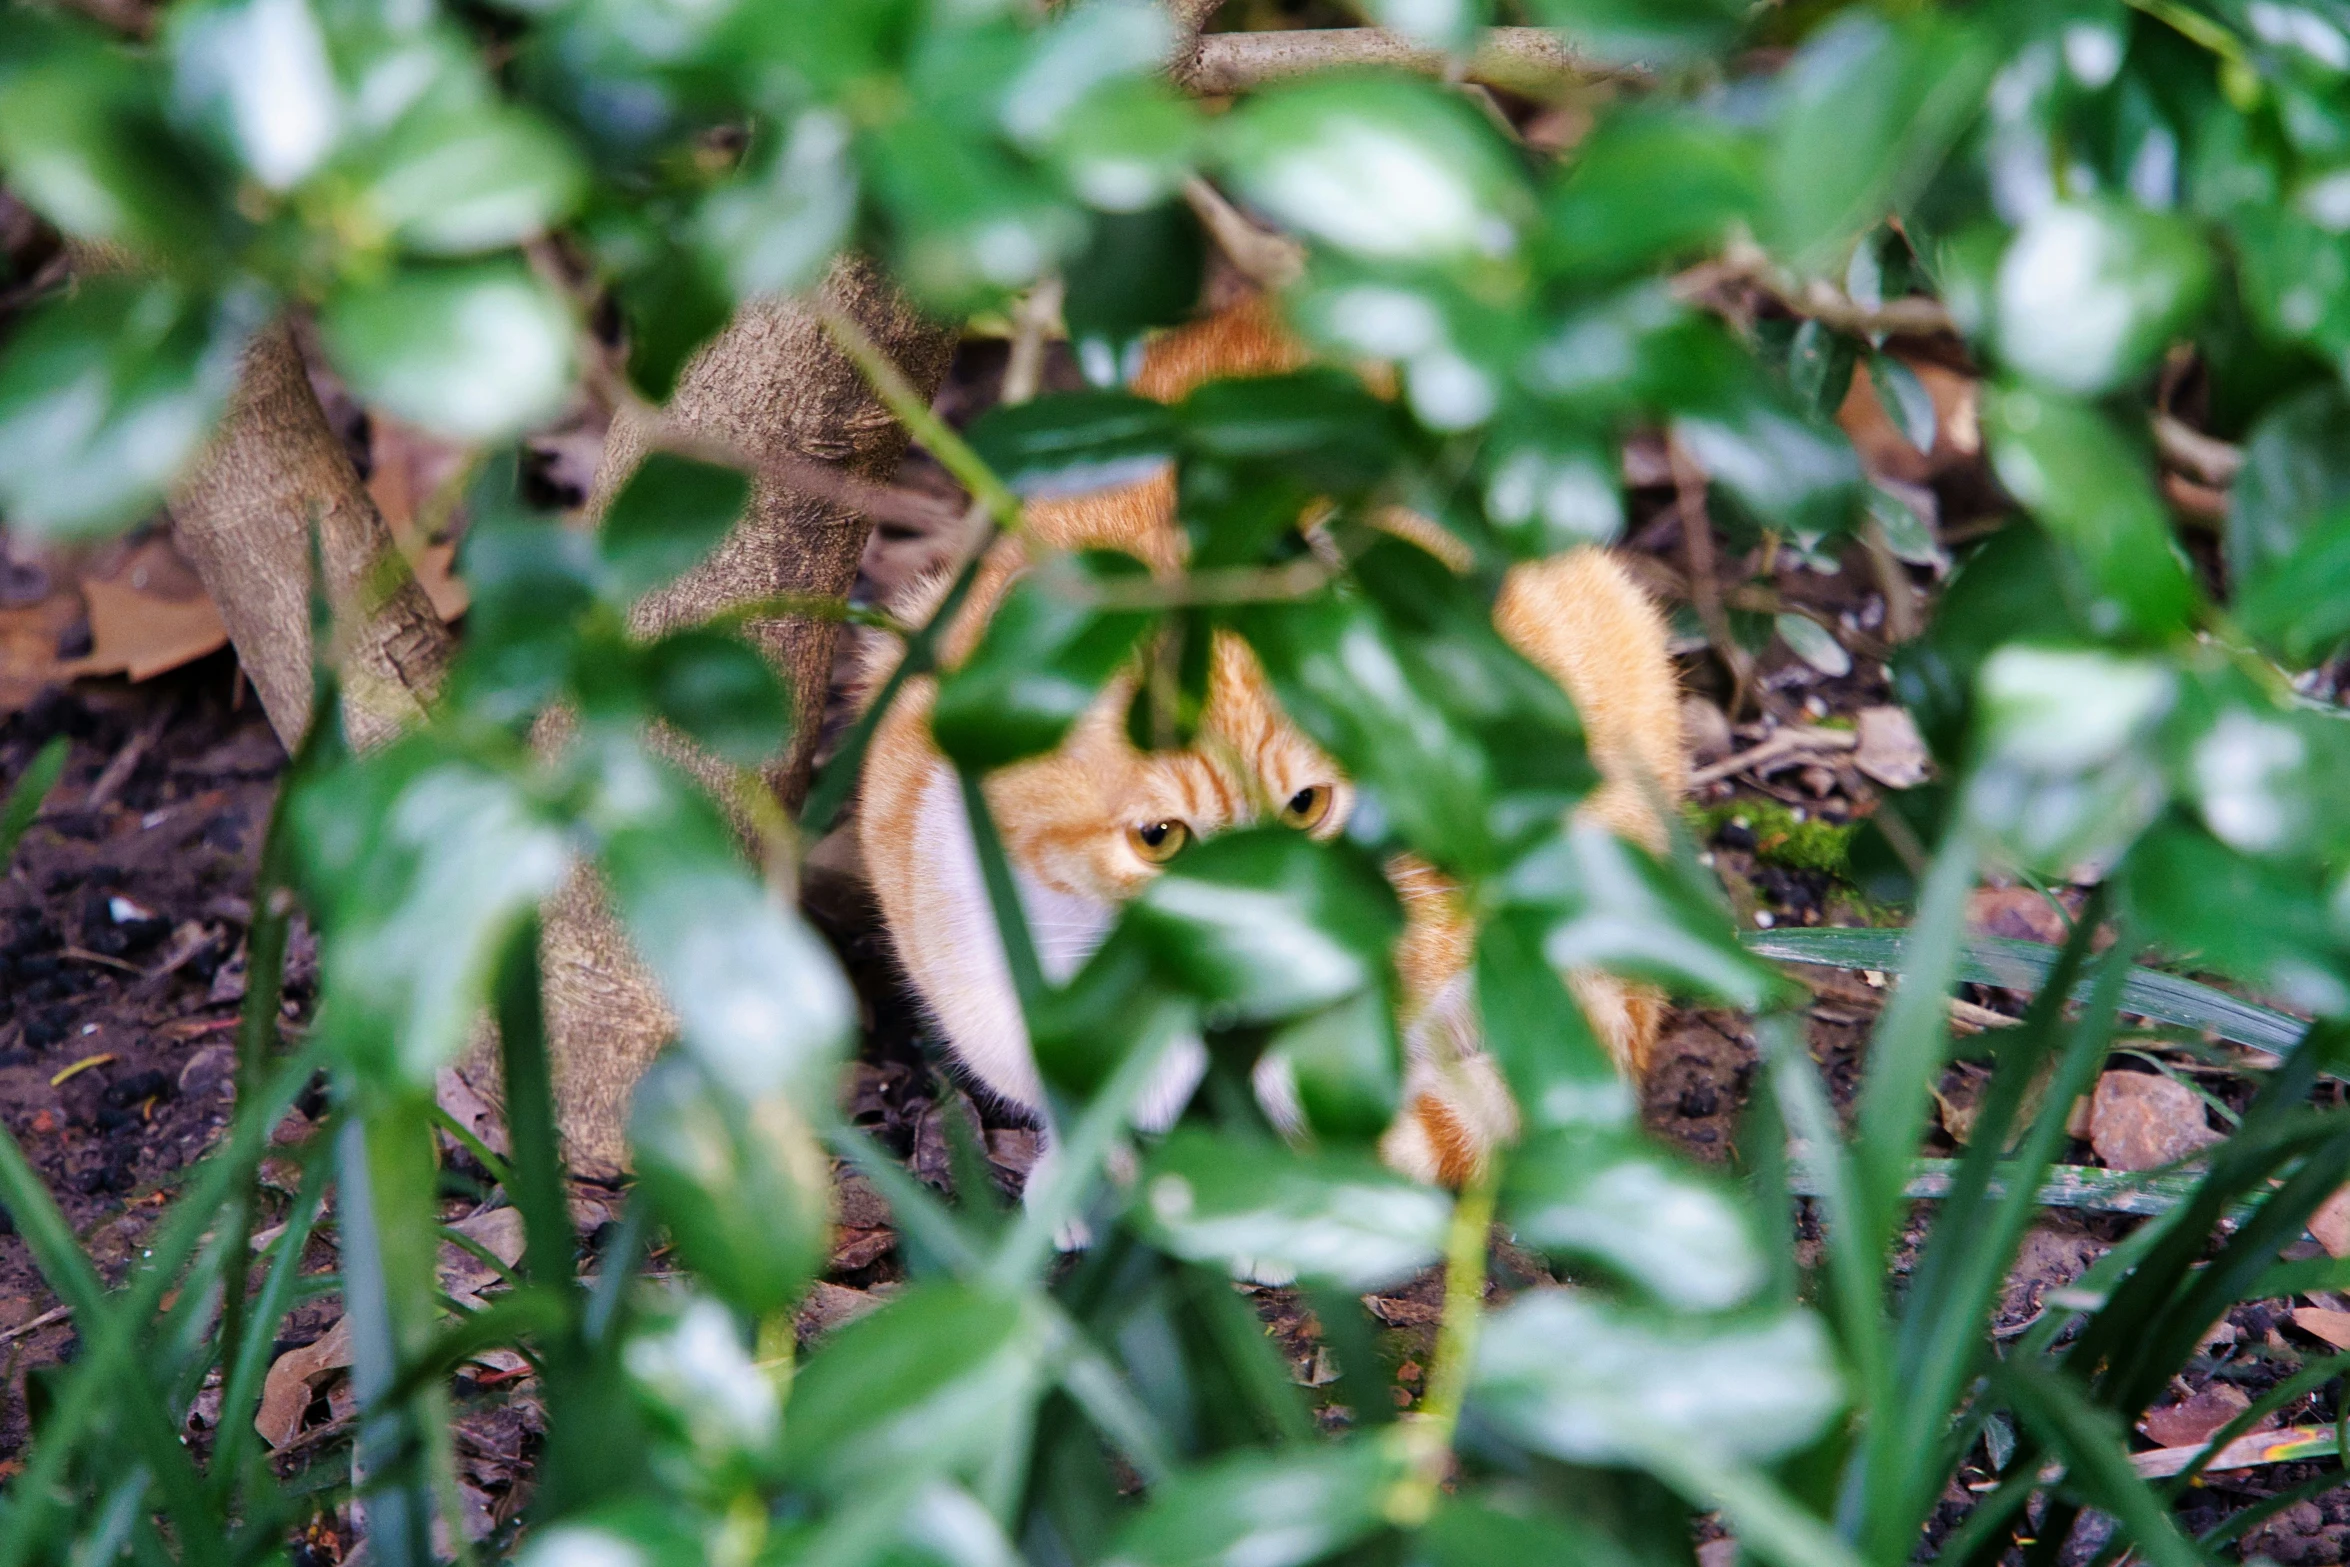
xmin=858 ymin=302 xmax=1684 ymax=1184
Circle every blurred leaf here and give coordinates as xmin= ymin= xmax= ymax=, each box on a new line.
xmin=1482 ymin=437 xmax=1625 ymax=555
xmin=1971 ymin=642 xmax=2174 ymax=869
xmin=1417 ymin=1496 xmax=1646 ymax=1567
xmin=1786 ymin=320 xmax=1859 ymax=418
xmin=0 ymin=278 xmax=257 ymax=539
xmin=1048 ymin=78 xmax=1198 ymax=213
xmin=1220 ymin=73 xmax=1530 ymax=268
xmin=0 ymin=738 xmax=67 ymax=870
xmin=1062 ymin=201 xmax=1205 ymax=383
xmin=998 ymin=0 xmax=1173 ymax=150
xmin=1541 ymin=106 xmax=1759 ymax=279
xmin=592 ymin=740 xmax=854 ymax=1101
xmin=967 ymin=391 xmax=1177 ymax=497
xmin=1471 ymin=1292 xmax=1844 ymax=1465
xmin=1521 ymin=0 xmax=1741 ymax=68
xmin=598 ymin=451 xmax=751 ymax=605
xmin=931 ymin=550 xmax=1157 ymax=770
xmin=1128 ymin=828 xmax=1401 ymax=1026
xmin=629 ymin=1056 xmax=828 ymax=1316
xmin=0 ymin=34 xmax=230 ymax=262
xmin=513 ymin=1503 xmax=708 ymax=1567
xmin=611 ymin=238 xmax=734 ymax=405
xmin=1497 ymin=820 xmax=1785 ymax=1011
xmin=695 ymin=109 xmax=858 ymax=301
xmin=1870 ymin=354 xmax=1938 ymax=453
xmin=870 ymin=117 xmax=1086 ymax=307
xmin=1104 ymin=1441 xmax=1398 ymax=1567
xmin=1984 ymin=389 xmax=2199 ymax=638
xmin=1673 ymin=394 xmax=1860 ymax=540
xmin=1775 ymin=612 xmax=1852 ymax=677
xmin=454 ymin=457 xmax=603 ymax=725
xmin=361 ymin=103 xmax=585 ymax=256
xmin=2229 ymin=382 xmax=2350 ymax=587
xmin=1177 ymin=368 xmax=1402 ymax=489
xmin=1134 ymin=1131 xmax=1450 ymax=1290
xmin=167 ymin=0 xmax=340 ymax=191
xmin=2235 ymin=511 xmax=2350 ymax=662
xmin=1475 ymin=909 xmax=1637 ymax=1128
xmin=1994 ymin=201 xmax=2212 ymax=394
xmin=2124 ymin=819 xmax=2348 ymax=1015
xmin=781 ymin=1282 xmax=1049 ymax=1494
xmin=1505 ymin=1128 xmax=1767 ymax=1311
xmin=1768 ymin=13 xmax=1996 ymax=270
xmin=1743 ymin=925 xmax=2311 ymax=1054
xmin=613 ymin=630 xmax=790 ymax=767
xmin=1264 ymin=987 xmax=1402 ymax=1141
xmin=295 ymin=740 xmax=575 ymax=1083
xmin=320 ymin=260 xmax=575 ymax=440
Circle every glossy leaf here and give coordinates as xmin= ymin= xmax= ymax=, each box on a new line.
xmin=1481 ymin=437 xmax=1625 ymax=554
xmin=1521 ymin=0 xmax=1741 ymax=68
xmin=167 ymin=0 xmax=341 ymax=191
xmin=361 ymin=103 xmax=586 ymax=256
xmin=695 ymin=109 xmax=859 ymax=301
xmin=1104 ymin=1442 xmax=1397 ymax=1567
xmin=1984 ymin=389 xmax=2198 ymax=638
xmin=1673 ymin=395 xmax=1860 ymax=541
xmin=0 ymin=278 xmax=256 ymax=539
xmin=1062 ymin=201 xmax=1206 ymax=382
xmin=1134 ymin=1131 xmax=1450 ymax=1290
xmin=1472 ymin=1292 xmax=1844 ymax=1465
xmin=1541 ymin=106 xmax=1759 ymax=279
xmin=931 ymin=550 xmax=1157 ymax=770
xmin=781 ymin=1282 xmax=1049 ymax=1494
xmin=598 ymin=451 xmax=752 ymax=605
xmin=1128 ymin=829 xmax=1400 ymax=1025
xmin=321 ymin=261 xmax=575 ymax=440
xmin=629 ymin=1057 xmax=829 ymax=1317
xmin=628 ymin=631 xmax=791 ymax=767
xmin=1505 ymin=1129 xmax=1767 ymax=1310
xmin=967 ymin=391 xmax=1178 ymax=497
xmin=1220 ymin=73 xmax=1531 ymax=268
xmin=1993 ymin=201 xmax=2212 ymax=395
xmin=2228 ymin=383 xmax=2350 ymax=589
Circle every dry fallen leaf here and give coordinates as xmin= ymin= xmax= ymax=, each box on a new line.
xmin=2308 ymin=1185 xmax=2350 ymax=1258
xmin=2088 ymin=1071 xmax=2223 ymax=1173
xmin=797 ymin=1281 xmax=889 ymax=1341
xmin=1852 ymin=705 xmax=1931 ymax=790
xmin=2141 ymin=1382 xmax=2261 ymax=1448
xmin=2293 ymin=1306 xmax=2350 ymax=1351
xmin=256 ymin=1317 xmax=352 ymax=1447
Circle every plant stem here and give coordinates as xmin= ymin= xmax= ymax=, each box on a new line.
xmin=1388 ymin=1157 xmax=1498 ymax=1526
xmin=818 ymin=304 xmax=1026 ymax=536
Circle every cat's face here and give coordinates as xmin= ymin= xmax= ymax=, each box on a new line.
xmin=983 ymin=631 xmax=1354 ymax=907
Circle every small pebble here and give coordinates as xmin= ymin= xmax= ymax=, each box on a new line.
xmin=1754 ymin=911 xmax=1775 ymax=928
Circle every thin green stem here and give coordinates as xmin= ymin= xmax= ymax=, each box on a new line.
xmin=817 ymin=304 xmax=1025 ymax=536
xmin=1388 ymin=1158 xmax=1497 ymax=1526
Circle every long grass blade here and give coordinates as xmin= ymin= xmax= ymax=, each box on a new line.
xmin=1996 ymin=1365 xmax=2206 ymax=1567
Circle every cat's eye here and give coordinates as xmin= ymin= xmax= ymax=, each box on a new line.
xmin=1278 ymin=785 xmax=1333 ymax=831
xmin=1128 ymin=819 xmax=1190 ymax=864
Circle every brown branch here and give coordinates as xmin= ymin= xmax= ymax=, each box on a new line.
xmin=1177 ymin=25 xmax=1639 ymax=96
xmin=1675 ymin=247 xmax=1961 ymax=341
xmin=2153 ymin=412 xmax=2243 ymax=489
xmin=170 ymin=321 xmax=455 ymax=753
xmin=1182 ymin=177 xmax=1305 ymax=290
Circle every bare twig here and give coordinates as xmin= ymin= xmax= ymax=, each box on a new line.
xmin=1669 ymin=440 xmax=1770 ymax=722
xmin=1050 ymin=556 xmax=1335 ymax=611
xmin=1859 ymin=518 xmax=1923 ymax=644
xmin=1676 ymin=246 xmax=1961 ymax=341
xmin=1687 ymin=725 xmax=1858 ymax=789
xmin=85 ymin=710 xmax=167 ymax=810
xmin=1178 ymin=26 xmax=1639 ymax=96
xmin=1181 ymin=177 xmax=1305 ymax=290
xmin=1002 ymin=277 xmax=1064 ymax=409
xmin=2153 ymin=412 xmax=2243 ymax=489
xmin=0 ymin=1305 xmax=70 ymax=1347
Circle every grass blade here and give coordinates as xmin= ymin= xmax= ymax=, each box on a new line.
xmin=0 ymin=736 xmax=66 ymax=867
xmin=1996 ymin=1364 xmax=2207 ymax=1567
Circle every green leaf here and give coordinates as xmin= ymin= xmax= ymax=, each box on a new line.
xmin=1870 ymin=353 xmax=1938 ymax=453
xmin=2235 ymin=512 xmax=2350 ymax=663
xmin=598 ymin=451 xmax=751 ymax=604
xmin=780 ymin=1282 xmax=1049 ymax=1493
xmin=1481 ymin=437 xmax=1625 ymax=555
xmin=1786 ymin=320 xmax=1859 ymax=418
xmin=869 ymin=117 xmax=1085 ymax=308
xmin=0 ymin=36 xmax=230 ymax=263
xmin=1504 ymin=1128 xmax=1767 ymax=1310
xmin=1219 ymin=73 xmax=1531 ymax=268
xmin=1970 ymin=642 xmax=2174 ymax=870
xmin=1984 ymin=389 xmax=2199 ymax=638
xmin=1471 ymin=1292 xmax=1844 ymax=1465
xmin=0 ymin=738 xmax=66 ymax=870
xmin=1263 ymin=987 xmax=1402 ymax=1141
xmin=609 ymin=236 xmax=733 ymax=405
xmin=167 ymin=0 xmax=341 ymax=191
xmin=1104 ymin=1442 xmax=1398 ymax=1567
xmin=1995 ymin=1365 xmax=2206 ymax=1567
xmin=1417 ymin=1496 xmax=1643 ymax=1567
xmin=1775 ymin=612 xmax=1851 ymax=677
xmin=629 ymin=1057 xmax=828 ymax=1316
xmin=1176 ymin=368 xmax=1402 ymax=489
xmin=1496 ymin=821 xmax=1785 ymax=1011
xmin=1673 ymin=395 xmax=1860 ymax=540
xmin=998 ymin=0 xmax=1175 ymax=150
xmin=695 ymin=109 xmax=858 ymax=301
xmin=294 ymin=740 xmax=575 ymax=1083
xmin=1062 ymin=202 xmax=1206 ymax=382
xmin=0 ymin=278 xmax=257 ymax=539
xmin=453 ymin=457 xmax=603 ymax=725
xmin=320 ymin=260 xmax=575 ymax=440
xmin=1741 ymin=925 xmax=2311 ymax=1054
xmin=613 ymin=630 xmax=790 ymax=767
xmin=2124 ymin=820 xmax=2348 ymax=1015
xmin=1541 ymin=105 xmax=1758 ymax=278
xmin=931 ymin=550 xmax=1157 ymax=770
xmin=1994 ymin=201 xmax=2212 ymax=395
xmin=1127 ymin=828 xmax=1401 ymax=1026
xmin=1521 ymin=0 xmax=1741 ymax=68
xmin=1133 ymin=1131 xmax=1450 ymax=1290
xmin=590 ymin=739 xmax=854 ymax=1102
xmin=2228 ymin=382 xmax=2350 ymax=588
xmin=361 ymin=103 xmax=585 ymax=256
xmin=1767 ymin=13 xmax=1996 ymax=270
xmin=1047 ymin=79 xmax=1198 ymax=214
xmin=966 ymin=390 xmax=1178 ymax=497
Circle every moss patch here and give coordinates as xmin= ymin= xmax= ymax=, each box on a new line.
xmin=1689 ymin=798 xmax=1859 ymax=875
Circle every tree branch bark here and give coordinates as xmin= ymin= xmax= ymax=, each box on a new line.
xmin=1176 ymin=25 xmax=1638 ymax=96
xmin=169 ymin=320 xmax=455 ymax=754
xmin=535 ymin=255 xmax=953 ymax=1174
